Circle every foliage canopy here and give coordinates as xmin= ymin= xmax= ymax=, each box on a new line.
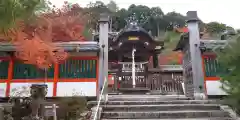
xmin=0 ymin=0 xmax=236 ymax=67
xmin=0 ymin=1 xmax=90 ymax=69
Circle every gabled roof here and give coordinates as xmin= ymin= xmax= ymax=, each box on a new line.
xmin=112 ymin=23 xmax=155 ymax=43
xmin=173 ymin=32 xmax=206 ymax=51
xmin=173 ymin=33 xmax=189 ymax=51
xmin=173 ymin=32 xmax=231 ymax=52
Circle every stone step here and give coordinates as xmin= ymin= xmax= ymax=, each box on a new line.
xmin=118 ymin=88 xmax=150 ymax=94
xmin=108 ymin=95 xmax=190 ymax=101
xmin=101 ymin=110 xmax=230 ymax=119
xmin=88 ymin=100 xmax=223 ymax=107
xmin=103 ymin=104 xmax=221 ymax=111
xmin=108 ymin=95 xmax=187 ymax=98
xmin=101 ymin=118 xmax=235 ymax=120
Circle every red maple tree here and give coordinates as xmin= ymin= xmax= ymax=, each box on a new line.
xmin=1 ymin=2 xmax=89 ymax=69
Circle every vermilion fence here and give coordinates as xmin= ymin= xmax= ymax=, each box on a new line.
xmin=0 ymin=56 xmax=99 ymax=97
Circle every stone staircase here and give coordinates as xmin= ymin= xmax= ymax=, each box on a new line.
xmin=88 ymin=95 xmax=238 ymax=120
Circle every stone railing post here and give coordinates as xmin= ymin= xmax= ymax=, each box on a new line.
xmin=98 ymin=13 xmax=109 ymax=99
xmin=186 ymin=11 xmax=206 ymax=99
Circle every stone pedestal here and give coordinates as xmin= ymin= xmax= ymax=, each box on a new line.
xmin=0 ymin=107 xmax=3 ymax=120
xmin=30 ymin=84 xmax=48 ymax=119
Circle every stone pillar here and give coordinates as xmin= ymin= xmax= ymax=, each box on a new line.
xmin=186 ymin=11 xmax=205 ymax=98
xmin=98 ymin=13 xmax=109 ymax=97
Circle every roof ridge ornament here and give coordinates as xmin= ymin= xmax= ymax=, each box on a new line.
xmin=127 ymin=13 xmax=139 ymax=27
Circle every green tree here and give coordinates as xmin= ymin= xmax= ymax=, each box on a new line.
xmin=85 ymin=1 xmax=111 ymax=30
xmin=236 ymin=29 xmax=240 ymax=34
xmin=0 ymin=0 xmax=49 ymax=33
xmin=84 ymin=2 xmax=234 ymax=38
xmin=206 ymin=22 xmax=227 ymax=34
xmin=217 ymin=36 xmax=240 ymax=112
xmin=127 ymin=4 xmax=152 ymax=26
xmin=164 ymin=12 xmax=186 ymax=27
xmin=149 ymin=7 xmax=164 ymax=36
xmin=124 ymin=5 xmax=165 ymax=36
xmin=112 ymin=8 xmax=128 ymax=31
xmin=84 ymin=2 xmax=192 ymax=36
xmin=107 ymin=0 xmax=118 ymax=12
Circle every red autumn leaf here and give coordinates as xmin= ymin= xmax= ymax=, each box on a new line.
xmin=1 ymin=2 xmax=90 ymax=69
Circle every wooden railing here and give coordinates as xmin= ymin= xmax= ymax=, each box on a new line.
xmin=108 ymin=70 xmax=184 ymax=94
xmin=147 ymin=72 xmax=183 ymax=94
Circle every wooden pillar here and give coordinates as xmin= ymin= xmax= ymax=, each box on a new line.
xmin=117 ymin=64 xmax=122 ymax=91
xmin=144 ymin=64 xmax=148 ymax=88
xmin=114 ymin=54 xmax=122 ymax=92
xmin=152 ymin=53 xmax=158 ymax=68
xmin=6 ymin=57 xmax=13 ymax=97
xmin=53 ymin=63 xmax=59 ymax=97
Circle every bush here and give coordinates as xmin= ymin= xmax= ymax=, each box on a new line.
xmin=59 ymin=97 xmax=87 ymax=119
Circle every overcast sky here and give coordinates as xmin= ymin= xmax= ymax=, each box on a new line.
xmin=50 ymin=0 xmax=239 ymax=29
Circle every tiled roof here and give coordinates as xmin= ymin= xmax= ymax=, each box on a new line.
xmin=158 ymin=52 xmax=183 ymax=65
xmin=175 ymin=27 xmax=189 ymax=33
xmin=0 ymin=41 xmax=100 ymax=52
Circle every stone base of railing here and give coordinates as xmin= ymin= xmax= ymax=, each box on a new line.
xmin=194 ymin=92 xmax=207 ymax=100
xmin=100 ymin=94 xmax=108 ymax=103
xmin=90 ymin=106 xmax=103 ymax=120
xmin=220 ymin=105 xmax=240 ymax=120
